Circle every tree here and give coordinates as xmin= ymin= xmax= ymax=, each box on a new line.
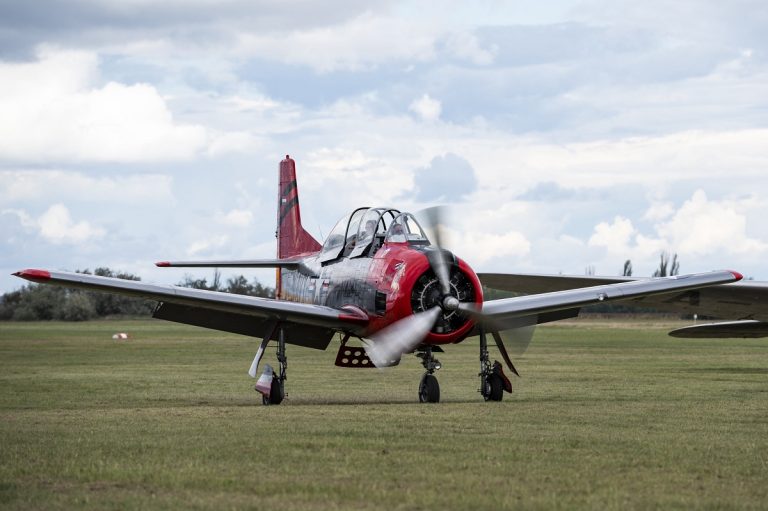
xmin=652 ymin=252 xmax=680 ymax=277
xmin=58 ymin=293 xmax=96 ymax=321
xmin=1 ymin=268 xmax=155 ymax=321
xmin=178 ymin=269 xmax=222 ymax=291
xmin=622 ymin=259 xmax=633 ymax=277
xmin=179 ymin=271 xmax=275 ymax=298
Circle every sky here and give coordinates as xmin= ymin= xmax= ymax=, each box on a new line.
xmin=1 ymin=0 xmax=767 ymax=293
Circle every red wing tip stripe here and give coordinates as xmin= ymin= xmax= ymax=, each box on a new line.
xmin=729 ymin=270 xmax=744 ymax=281
xmin=155 ymin=261 xmax=171 ymax=267
xmin=13 ymin=269 xmax=51 ymax=280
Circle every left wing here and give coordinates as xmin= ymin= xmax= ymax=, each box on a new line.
xmin=13 ymin=269 xmax=368 ymax=349
xmin=469 ymin=270 xmax=743 ymax=330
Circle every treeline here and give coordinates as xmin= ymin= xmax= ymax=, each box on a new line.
xmin=0 ymin=268 xmax=275 ymax=321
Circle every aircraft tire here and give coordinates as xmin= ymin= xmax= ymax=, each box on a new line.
xmin=262 ymin=376 xmax=285 ymax=405
xmin=485 ymin=374 xmax=504 ymax=402
xmin=419 ymin=374 xmax=440 ymax=403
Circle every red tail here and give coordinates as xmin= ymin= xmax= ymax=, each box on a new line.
xmin=277 ymin=155 xmax=321 ymax=259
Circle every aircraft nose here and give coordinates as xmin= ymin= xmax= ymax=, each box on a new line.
xmin=442 ymin=295 xmax=460 ymax=311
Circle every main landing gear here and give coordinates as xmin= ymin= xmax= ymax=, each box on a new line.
xmin=479 ymin=328 xmax=513 ymax=402
xmin=260 ymin=327 xmax=287 ymax=406
xmin=417 ymin=346 xmax=442 ymax=403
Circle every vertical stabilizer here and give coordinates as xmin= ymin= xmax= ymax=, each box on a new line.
xmin=277 ymin=155 xmax=322 ymax=259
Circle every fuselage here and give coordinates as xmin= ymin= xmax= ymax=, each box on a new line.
xmin=278 ymin=207 xmax=483 ymax=345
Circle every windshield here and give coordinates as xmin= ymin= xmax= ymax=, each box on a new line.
xmin=348 ymin=208 xmax=401 ymax=258
xmin=384 ymin=213 xmax=429 ymax=243
xmin=320 ymin=213 xmax=350 ymax=260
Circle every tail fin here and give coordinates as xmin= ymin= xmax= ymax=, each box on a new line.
xmin=277 ymin=155 xmax=322 ymax=259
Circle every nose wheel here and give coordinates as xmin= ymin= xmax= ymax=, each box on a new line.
xmin=416 ymin=347 xmax=442 ymax=403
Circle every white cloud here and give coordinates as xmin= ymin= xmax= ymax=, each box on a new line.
xmin=0 ymin=48 xmax=208 ymax=162
xmin=37 ymin=204 xmax=105 ymax=244
xmin=0 ymin=170 xmax=173 ymax=203
xmin=585 ymin=190 xmax=768 ymax=276
xmin=454 ymin=230 xmax=531 ymax=265
xmin=643 ymin=201 xmax=675 ymax=222
xmin=443 ymin=31 xmax=497 ymax=65
xmin=409 ymin=94 xmax=442 ymax=122
xmin=187 ymin=235 xmax=229 ymax=256
xmin=3 ymin=204 xmax=105 ymax=245
xmin=656 ymin=190 xmax=767 ymax=256
xmin=217 ymin=209 xmax=253 ymax=228
xmin=236 ymin=12 xmax=437 ymax=72
xmin=588 ymin=216 xmax=635 ymax=253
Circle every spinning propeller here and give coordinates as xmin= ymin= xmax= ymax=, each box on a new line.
xmin=365 ymin=206 xmax=531 ymax=368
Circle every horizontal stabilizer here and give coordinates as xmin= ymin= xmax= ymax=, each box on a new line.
xmin=669 ymin=320 xmax=768 ymax=338
xmin=156 ymin=259 xmax=318 ymax=277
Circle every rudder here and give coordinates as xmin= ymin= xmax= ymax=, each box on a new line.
xmin=277 ymin=155 xmax=322 ymax=259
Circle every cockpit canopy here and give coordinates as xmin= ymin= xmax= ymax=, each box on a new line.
xmin=319 ymin=207 xmax=430 ymax=263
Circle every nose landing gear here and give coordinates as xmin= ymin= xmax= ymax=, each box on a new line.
xmin=416 ymin=347 xmax=442 ymax=403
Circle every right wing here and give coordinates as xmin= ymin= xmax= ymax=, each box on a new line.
xmin=479 ymin=272 xmax=768 ymax=322
xmin=468 ymin=270 xmax=743 ymax=330
xmin=478 ymin=270 xmax=768 ymax=339
xmin=13 ymin=269 xmax=367 ymax=349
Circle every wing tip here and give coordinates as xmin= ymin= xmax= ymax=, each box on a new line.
xmin=13 ymin=269 xmax=51 ymax=281
xmin=729 ymin=270 xmax=744 ymax=281
xmin=155 ymin=261 xmax=171 ymax=267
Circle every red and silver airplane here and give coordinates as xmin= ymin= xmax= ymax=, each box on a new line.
xmin=13 ymin=156 xmax=768 ymax=405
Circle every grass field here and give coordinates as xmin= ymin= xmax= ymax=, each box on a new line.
xmin=1 ymin=318 xmax=766 ymax=510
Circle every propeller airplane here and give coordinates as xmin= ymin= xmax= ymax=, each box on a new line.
xmin=14 ymin=156 xmax=768 ymax=405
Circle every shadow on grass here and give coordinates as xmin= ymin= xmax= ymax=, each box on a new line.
xmin=682 ymin=367 xmax=768 ymax=375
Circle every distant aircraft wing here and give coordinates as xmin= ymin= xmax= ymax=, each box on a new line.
xmin=13 ymin=269 xmax=367 ymax=349
xmin=669 ymin=320 xmax=768 ymax=338
xmin=470 ymin=270 xmax=743 ymax=330
xmin=478 ymin=271 xmax=768 ymax=322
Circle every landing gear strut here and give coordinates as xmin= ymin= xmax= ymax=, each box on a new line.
xmin=262 ymin=327 xmax=287 ymax=406
xmin=417 ymin=347 xmax=442 ymax=403
xmin=479 ymin=328 xmax=505 ymax=402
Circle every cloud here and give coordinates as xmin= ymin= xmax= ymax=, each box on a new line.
xmin=217 ymin=209 xmax=253 ymax=228
xmin=236 ymin=12 xmax=437 ymax=72
xmin=656 ymin=190 xmax=768 ymax=256
xmin=0 ymin=170 xmax=173 ymax=203
xmin=187 ymin=235 xmax=229 ymax=256
xmin=588 ymin=216 xmax=636 ymax=254
xmin=0 ymin=1 xmax=391 ymax=58
xmin=4 ymin=205 xmax=105 ymax=245
xmin=454 ymin=230 xmax=531 ymax=265
xmin=586 ymin=190 xmax=768 ymax=275
xmin=442 ymin=30 xmax=497 ymax=66
xmin=0 ymin=48 xmax=208 ymax=162
xmin=409 ymin=93 xmax=442 ymax=122
xmin=413 ymin=153 xmax=477 ymax=202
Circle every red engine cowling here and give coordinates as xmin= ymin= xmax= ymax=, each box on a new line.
xmin=368 ymin=243 xmax=483 ymax=345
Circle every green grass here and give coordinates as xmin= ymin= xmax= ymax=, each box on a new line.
xmin=1 ymin=318 xmax=766 ymax=510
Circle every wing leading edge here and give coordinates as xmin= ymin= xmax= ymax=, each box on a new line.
xmin=13 ymin=269 xmax=368 ymax=349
